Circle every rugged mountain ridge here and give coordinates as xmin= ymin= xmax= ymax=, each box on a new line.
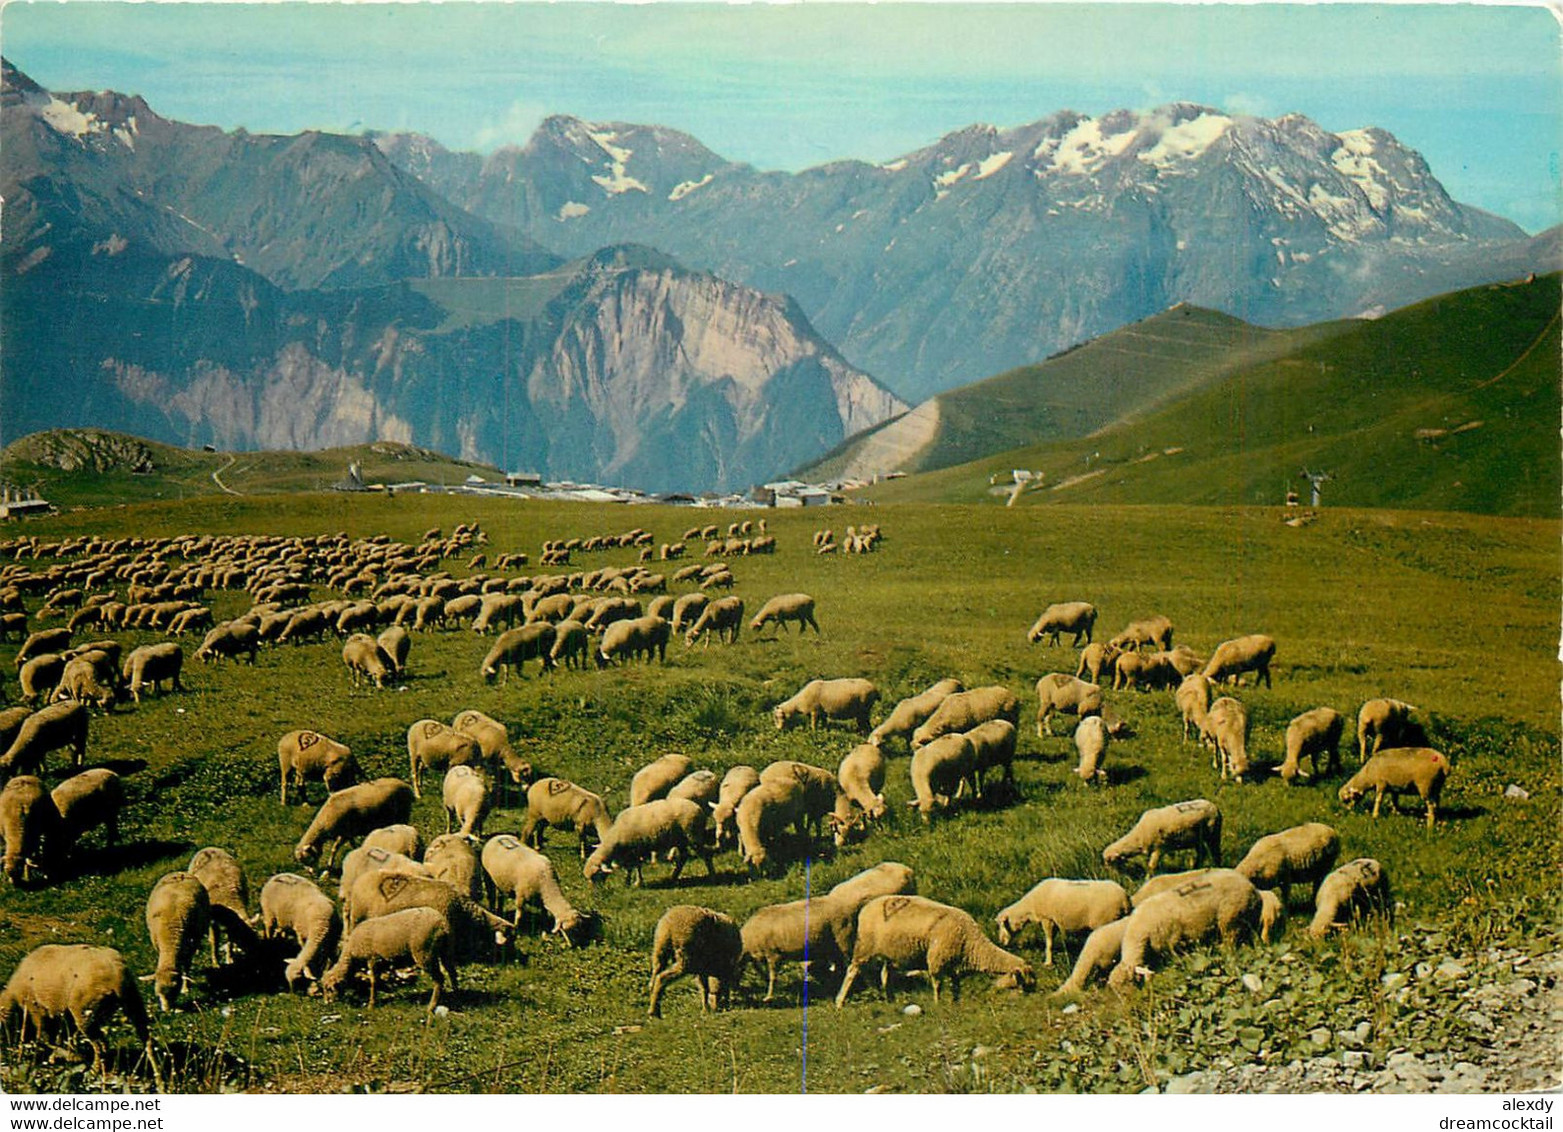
xmin=375 ymin=103 xmax=1552 ymax=402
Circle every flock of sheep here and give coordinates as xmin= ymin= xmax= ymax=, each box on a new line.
xmin=0 ymin=519 xmax=1440 ymax=1089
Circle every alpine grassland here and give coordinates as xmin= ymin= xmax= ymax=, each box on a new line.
xmin=0 ymin=492 xmax=1556 ymax=1093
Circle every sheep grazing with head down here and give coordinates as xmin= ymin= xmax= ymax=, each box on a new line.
xmin=1339 ymin=747 xmax=1451 ymax=829
xmin=835 ymin=895 xmax=1035 ymax=1006
xmin=188 ymin=847 xmax=255 ymax=965
xmin=583 ymin=798 xmax=714 ymax=886
xmin=0 ymin=701 xmax=90 ymax=780
xmin=1204 ymin=696 xmax=1252 ymax=782
xmin=831 ymin=743 xmax=888 ymax=845
xmin=911 ymin=685 xmax=1019 ymax=750
xmin=1280 ymin=707 xmax=1345 ymax=783
xmin=1034 ymin=673 xmax=1104 ymax=738
xmin=709 ymin=765 xmax=760 ymax=851
xmin=995 ymin=879 xmax=1131 ymax=966
xmin=1175 ymin=674 xmax=1215 ymax=745
xmin=277 ymin=729 xmax=358 ymax=806
xmin=122 ymin=642 xmax=185 ymax=703
xmin=964 ymin=718 xmax=1018 ymax=794
xmin=1103 ymin=799 xmax=1222 ymax=876
xmin=294 ymin=778 xmax=416 ymax=871
xmin=1027 ymin=602 xmax=1097 ymax=648
xmin=451 ymin=708 xmax=531 ymax=788
xmin=362 ymin=824 xmax=422 ymax=859
xmin=647 ymin=905 xmax=743 ymax=1018
xmin=1075 ymin=643 xmax=1121 ymax=687
xmin=347 ymin=871 xmax=511 ymax=963
xmin=1201 ymin=634 xmax=1276 ymax=689
xmin=406 ymin=719 xmax=483 ymax=799
xmin=749 ymin=593 xmax=820 ymax=637
xmin=376 ymin=625 xmax=410 ymax=678
xmin=1 ymin=775 xmax=61 ymax=884
xmin=759 ymin=761 xmax=843 ymax=839
xmin=338 ymin=846 xmax=434 ymax=926
xmin=668 ymin=770 xmax=721 ymax=809
xmin=630 ymin=753 xmax=694 ymax=807
xmin=194 ymin=622 xmax=259 ymax=665
xmin=596 ymin=616 xmax=671 ymax=667
xmin=145 ymin=871 xmax=211 ymax=1011
xmin=442 ymin=764 xmax=493 ymax=837
xmin=1309 ymin=858 xmax=1393 ymax=937
xmin=773 ymin=678 xmax=879 ymax=733
xmin=1355 ymin=698 xmax=1427 ymax=763
xmin=1109 ymin=615 xmax=1174 ymax=653
xmin=320 ymin=907 xmax=460 ymax=1012
xmin=424 ymin=834 xmax=482 ymax=902
xmin=684 ymin=596 xmax=744 ymax=647
xmin=1107 ymin=870 xmax=1265 ymax=988
xmin=482 ymin=834 xmax=591 ymax=944
xmin=53 ymin=651 xmax=119 ymax=712
xmin=735 ymin=779 xmax=805 ymax=875
xmin=523 ymin=778 xmax=614 ymax=859
xmin=1050 ymin=917 xmax=1130 ymax=996
xmin=869 ymin=678 xmax=964 ymax=749
xmin=258 ymin=873 xmax=342 ymax=988
xmin=1073 ymin=715 xmax=1110 ymax=784
xmin=481 ymin=623 xmax=556 ymax=683
xmin=1235 ymin=823 xmax=1341 ymax=907
xmin=50 ymin=768 xmax=123 ymax=860
xmin=0 ymin=944 xmax=159 ymax=1084
xmin=909 ymin=734 xmax=978 ymax=823
xmin=15 ymin=628 xmax=72 ymax=669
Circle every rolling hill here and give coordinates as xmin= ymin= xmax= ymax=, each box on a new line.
xmin=862 ymin=273 xmax=1561 ymax=517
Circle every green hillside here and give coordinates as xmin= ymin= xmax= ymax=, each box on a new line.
xmin=867 ymin=274 xmax=1561 ymax=517
xmin=0 ymin=430 xmax=499 ymax=511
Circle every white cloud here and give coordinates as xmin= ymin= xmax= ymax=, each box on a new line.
xmin=471 ymin=98 xmax=548 ymax=151
xmin=1224 ymin=92 xmax=1272 ymax=118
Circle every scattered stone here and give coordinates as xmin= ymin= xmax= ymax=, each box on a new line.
xmin=1242 ymin=973 xmax=1264 ymax=994
xmin=902 ymin=1004 xmax=922 ymax=1017
xmin=1061 ymin=1002 xmax=1080 ymax=1015
xmin=1504 ymin=784 xmax=1530 ymax=800
xmin=1416 ymin=962 xmax=1434 ymax=979
xmin=1506 ymin=979 xmax=1537 ymax=998
xmin=1354 ymin=1021 xmax=1373 ymax=1045
xmin=1342 ymin=1050 xmax=1368 ymax=1070
xmin=1165 ymin=1070 xmax=1219 ymax=1094
xmin=1382 ymin=972 xmax=1408 ymax=993
xmin=972 ymin=1046 xmax=994 ymax=1059
xmin=1310 ymin=1028 xmax=1331 ymax=1046
xmin=1436 ymin=959 xmax=1470 ymax=981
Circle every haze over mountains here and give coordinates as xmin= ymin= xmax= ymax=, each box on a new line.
xmin=2 ymin=59 xmax=1554 ymax=494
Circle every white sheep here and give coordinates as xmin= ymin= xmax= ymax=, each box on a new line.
xmin=772 ymin=678 xmax=879 ymax=732
xmin=669 ymin=592 xmax=710 ymax=635
xmin=835 ymin=895 xmax=1036 ymax=1006
xmin=0 ymin=944 xmax=159 ymax=1083
xmin=481 ymin=623 xmax=557 ymax=682
xmin=293 ymin=778 xmax=416 ymax=871
xmin=424 ymin=833 xmax=483 ymax=902
xmin=668 ymin=769 xmax=721 ymax=809
xmin=277 ymin=729 xmax=359 ymax=805
xmin=1339 ymin=747 xmax=1451 ymax=829
xmin=1107 ymin=870 xmax=1265 ymax=987
xmin=827 ymin=862 xmax=916 ymax=904
xmin=1174 ymin=673 xmax=1215 ymax=745
xmin=749 ymin=593 xmax=820 ymax=636
xmin=406 ymin=719 xmax=482 ymax=799
xmin=1074 ymin=643 xmax=1121 ymax=686
xmin=1027 ymin=602 xmax=1097 ymax=647
xmin=868 ymin=678 xmax=964 ymax=749
xmin=734 ymin=779 xmax=804 ymax=875
xmin=193 ymin=622 xmax=258 ymax=665
xmin=481 ymin=833 xmax=590 ymax=943
xmin=583 ymin=798 xmax=714 ymax=885
xmin=258 ymin=873 xmax=341 ymax=988
xmin=362 ymin=824 xmax=422 ymax=859
xmin=53 ymin=651 xmax=119 ymax=712
xmin=1355 ymin=698 xmax=1427 ymax=763
xmin=596 ymin=616 xmax=671 ymax=666
xmin=709 ymin=765 xmax=760 ymax=850
xmin=831 ymin=743 xmax=888 ymax=844
xmin=964 ymin=718 xmax=1018 ymax=794
xmin=1201 ymin=634 xmax=1276 ymax=689
xmin=647 ymin=905 xmax=744 ymax=1018
xmin=1 ymin=775 xmax=61 ymax=884
xmin=442 ymin=764 xmax=493 ymax=836
xmin=145 ymin=871 xmax=211 ymax=1011
xmin=995 ymin=878 xmax=1131 ymax=965
xmin=522 ymin=777 xmax=614 ymax=859
xmin=376 ymin=625 xmax=410 ymax=677
xmin=123 ymin=642 xmax=185 ymax=703
xmin=1234 ymin=823 xmax=1341 ymax=906
xmin=1308 ymin=858 xmax=1393 ymax=937
xmin=1108 ymin=615 xmax=1174 ymax=653
xmin=1073 ymin=715 xmax=1110 ymax=784
xmin=1050 ymin=917 xmax=1130 ymax=996
xmin=346 ymin=870 xmax=511 ymax=962
xmin=188 ymin=846 xmax=253 ymax=965
xmin=451 ymin=708 xmax=531 ymax=787
xmin=911 ymin=685 xmax=1019 ymax=749
xmin=1034 ymin=673 xmax=1104 ymax=738
xmin=18 ymin=654 xmax=65 ymax=707
xmin=629 ymin=753 xmax=693 ymax=807
xmin=1280 ymin=707 xmax=1345 ymax=783
xmin=319 ymin=907 xmax=460 ymax=1012
xmin=1205 ymin=695 xmax=1252 ymax=782
xmin=1102 ymin=799 xmax=1223 ymax=875
xmin=548 ymin=620 xmax=590 ymax=671
xmin=338 ymin=846 xmax=434 ymax=926
xmin=684 ymin=596 xmax=744 ymax=646
xmin=49 ymin=768 xmax=123 ymax=859
xmin=758 ymin=760 xmax=842 ymax=841
xmin=739 ymin=894 xmax=860 ymax=1001
xmin=909 ymin=733 xmax=978 ymax=823
xmin=0 ymin=701 xmax=90 ymax=779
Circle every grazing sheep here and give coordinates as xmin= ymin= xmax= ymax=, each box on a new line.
xmin=1108 ymin=870 xmax=1264 ymax=987
xmin=710 ymin=765 xmax=761 ymax=850
xmin=739 ymin=893 xmax=863 ymax=1001
xmin=0 ymin=945 xmax=158 ymax=1081
xmin=451 ymin=708 xmax=531 ymax=788
xmin=1308 ymin=858 xmax=1393 ymax=937
xmin=647 ymin=905 xmax=743 ymax=1018
xmin=442 ymin=764 xmax=493 ymax=836
xmin=1355 ymin=698 xmax=1427 ymax=763
xmin=1205 ymin=696 xmax=1252 ymax=782
xmin=735 ymin=779 xmax=805 ymax=875
xmin=320 ymin=908 xmax=459 ymax=1012
xmin=668 ymin=769 xmax=720 ymax=809
xmin=1073 ymin=715 xmax=1110 ymax=784
xmin=522 ymin=778 xmax=614 ymax=859
xmin=375 ymin=625 xmax=410 ymax=677
xmin=908 ymin=733 xmax=978 ymax=823
xmin=832 ymin=743 xmax=888 ymax=844
xmin=670 ymin=593 xmax=710 ymax=635
xmin=1339 ymin=747 xmax=1451 ymax=829
xmin=481 ymin=834 xmax=589 ymax=943
xmin=470 ymin=592 xmax=524 ymax=635
xmin=145 ymin=871 xmax=211 ymax=1011
xmin=342 ymin=633 xmax=394 ymax=689
xmin=1235 ymin=823 xmax=1341 ymax=906
xmin=965 ymin=718 xmax=1018 ymax=793
xmin=1075 ymin=643 xmax=1121 ymax=686
xmin=1034 ymin=673 xmax=1104 ymax=738
xmin=1113 ymin=650 xmax=1181 ymax=693
xmin=1050 ymin=917 xmax=1130 ymax=996
xmin=1103 ymin=799 xmax=1223 ymax=875
xmin=294 ymin=778 xmax=416 ymax=870
xmin=1 ymin=775 xmax=61 ymax=883
xmin=1131 ymin=868 xmax=1217 ymax=907
xmin=406 ymin=719 xmax=483 ymax=799
xmin=828 ymin=863 xmax=916 ymax=904
xmin=481 ymin=623 xmax=557 ymax=683
xmin=548 ymin=619 xmax=590 ymax=670
xmin=597 ymin=616 xmax=671 ymax=666
xmin=258 ymin=873 xmax=341 ymax=987
xmin=0 ymin=706 xmax=30 ymax=756
xmin=773 ymin=678 xmax=879 ymax=732
xmin=869 ymin=678 xmax=964 ymax=749
xmin=1279 ymin=707 xmax=1345 ymax=784
xmin=1201 ymin=634 xmax=1277 ymax=689
xmin=122 ymin=642 xmax=184 ymax=703
xmin=362 ymin=824 xmax=423 ymax=858
xmin=50 ymin=768 xmax=123 ymax=858
xmin=193 ymin=622 xmax=259 ymax=665
xmin=423 ymin=834 xmax=482 ymax=902
xmin=995 ymin=879 xmax=1131 ymax=966
xmin=836 ymin=895 xmax=1035 ymax=1006
xmin=1259 ymin=890 xmax=1285 ymax=943
xmin=907 ymin=684 xmax=1017 ymax=749
xmin=1109 ymin=615 xmax=1174 ymax=653
xmin=338 ymin=846 xmax=434 ymax=925
xmin=53 ymin=652 xmax=119 ymax=712
xmin=346 ymin=871 xmax=510 ymax=962
xmin=0 ymin=701 xmax=90 ymax=780
xmin=684 ymin=595 xmax=744 ymax=646
xmin=1175 ymin=673 xmax=1215 ymax=745
xmin=629 ymin=753 xmax=694 ymax=807
xmin=1027 ymin=602 xmax=1097 ymax=647
xmin=18 ymin=654 xmax=66 ymax=706
xmin=749 ymin=593 xmax=820 ymax=636
xmin=758 ymin=760 xmax=843 ymax=840
xmin=277 ymin=729 xmax=358 ymax=805
xmin=188 ymin=847 xmax=254 ymax=966
xmin=15 ymin=627 xmax=71 ymax=668
xmin=583 ymin=798 xmax=713 ymax=886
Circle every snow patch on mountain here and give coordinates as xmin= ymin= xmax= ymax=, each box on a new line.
xmin=1138 ymin=112 xmax=1231 ymax=168
xmin=669 ymin=173 xmax=713 ymax=201
xmin=1331 ymin=130 xmax=1392 ymax=211
xmin=39 ymin=97 xmax=102 ymax=139
xmin=1042 ymin=117 xmax=1138 ymax=175
xmin=558 ymin=201 xmax=591 ymax=220
xmin=586 ymin=128 xmax=648 ymax=195
xmin=974 ymin=150 xmax=1013 ymax=179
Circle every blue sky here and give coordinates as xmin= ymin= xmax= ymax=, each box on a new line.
xmin=4 ymin=2 xmax=1560 ymax=232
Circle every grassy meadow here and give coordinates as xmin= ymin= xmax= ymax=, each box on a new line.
xmin=0 ymin=492 xmax=1557 ymax=1093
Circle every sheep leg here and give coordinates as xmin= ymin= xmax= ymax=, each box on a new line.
xmin=1043 ymin=924 xmax=1054 ymax=967
xmin=696 ymin=974 xmax=712 ymax=1012
xmin=1145 ymin=847 xmax=1162 ymax=875
xmin=764 ymin=959 xmax=778 ymax=1002
xmin=648 ymin=959 xmax=685 ymax=1017
xmin=425 ymin=970 xmax=441 ymax=1014
xmin=832 ymin=962 xmax=862 ymax=1008
xmin=1371 ymin=787 xmax=1385 ymax=819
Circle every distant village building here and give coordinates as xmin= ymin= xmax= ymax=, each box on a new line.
xmin=0 ymin=486 xmax=51 ymax=519
xmin=505 ymin=471 xmax=543 ymax=487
